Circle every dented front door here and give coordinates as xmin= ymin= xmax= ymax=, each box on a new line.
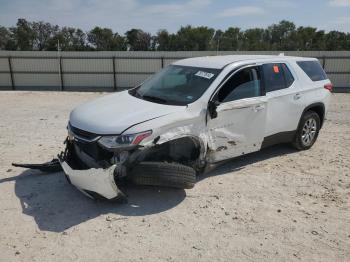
xmin=207 ymin=97 xmax=267 ymax=162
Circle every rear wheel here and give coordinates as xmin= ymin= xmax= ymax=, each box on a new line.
xmin=292 ymin=111 xmax=320 ymax=150
xmin=128 ymin=162 xmax=196 ymax=189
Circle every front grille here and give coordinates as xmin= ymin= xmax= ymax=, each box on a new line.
xmin=68 ymin=123 xmax=113 ymax=161
xmin=74 ymin=140 xmax=113 ymax=161
xmin=69 ymin=123 xmax=99 ymax=141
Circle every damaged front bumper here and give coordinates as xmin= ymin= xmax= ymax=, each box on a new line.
xmin=60 ymin=160 xmax=123 ymax=201
xmin=57 ymin=139 xmax=127 ymax=201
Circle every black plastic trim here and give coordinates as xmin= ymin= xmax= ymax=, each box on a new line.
xmin=261 ymin=130 xmax=296 ymax=149
xmin=300 ymin=102 xmax=326 ymax=128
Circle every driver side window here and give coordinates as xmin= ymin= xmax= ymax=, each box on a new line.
xmin=217 ymin=67 xmax=262 ymax=103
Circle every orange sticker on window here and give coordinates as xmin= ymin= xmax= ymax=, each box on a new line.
xmin=273 ymin=65 xmax=280 ymax=73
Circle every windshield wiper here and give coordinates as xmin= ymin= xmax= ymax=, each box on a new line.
xmin=141 ymin=95 xmax=168 ymax=104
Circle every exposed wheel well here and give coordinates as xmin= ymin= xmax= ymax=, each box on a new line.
xmin=142 ymin=137 xmax=202 ymax=168
xmin=304 ymin=103 xmax=325 ymax=128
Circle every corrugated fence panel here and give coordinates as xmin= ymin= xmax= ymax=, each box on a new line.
xmin=115 ymin=58 xmax=162 ymax=73
xmin=0 ymin=74 xmax=11 ymax=88
xmin=14 ymin=73 xmax=60 ymax=90
xmin=0 ymin=57 xmax=10 ymax=88
xmin=0 ymin=51 xmax=349 ymax=91
xmin=0 ymin=57 xmax=9 ymax=71
xmin=11 ymin=58 xmax=58 ymax=72
xmin=325 ymin=58 xmax=350 ymax=73
xmin=63 ymin=74 xmax=114 ymax=91
xmin=63 ymin=58 xmax=113 ymax=73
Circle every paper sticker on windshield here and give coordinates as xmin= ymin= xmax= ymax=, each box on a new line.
xmin=195 ymin=71 xmax=215 ymax=79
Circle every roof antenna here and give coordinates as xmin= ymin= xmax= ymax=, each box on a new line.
xmin=279 ymin=53 xmax=285 ymax=56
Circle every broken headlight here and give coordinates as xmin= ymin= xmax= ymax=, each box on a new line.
xmin=97 ymin=130 xmax=152 ymax=150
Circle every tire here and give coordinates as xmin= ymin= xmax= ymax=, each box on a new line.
xmin=128 ymin=162 xmax=196 ymax=189
xmin=292 ymin=110 xmax=320 ymax=150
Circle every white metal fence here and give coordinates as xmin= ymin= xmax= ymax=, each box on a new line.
xmin=0 ymin=51 xmax=349 ymax=92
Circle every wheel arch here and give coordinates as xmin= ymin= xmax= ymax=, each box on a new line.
xmin=140 ymin=135 xmax=207 ymax=171
xmin=300 ymin=102 xmax=325 ymax=128
xmin=157 ymin=135 xmax=207 ymax=161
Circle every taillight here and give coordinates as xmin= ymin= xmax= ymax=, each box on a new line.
xmin=324 ymin=83 xmax=333 ymax=92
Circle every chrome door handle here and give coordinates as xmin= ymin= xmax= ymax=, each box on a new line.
xmin=294 ymin=93 xmax=301 ymax=100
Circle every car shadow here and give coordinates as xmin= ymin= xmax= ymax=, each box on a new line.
xmin=0 ymin=169 xmax=186 ymax=232
xmin=199 ymin=144 xmax=298 ymax=181
xmin=2 ymin=144 xmax=296 ymax=233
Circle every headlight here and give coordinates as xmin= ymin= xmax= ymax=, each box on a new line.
xmin=97 ymin=130 xmax=152 ymax=150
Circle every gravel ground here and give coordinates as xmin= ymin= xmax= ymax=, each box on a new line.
xmin=0 ymin=91 xmax=349 ymax=262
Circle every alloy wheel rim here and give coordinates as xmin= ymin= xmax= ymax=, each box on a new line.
xmin=301 ymin=118 xmax=317 ymax=146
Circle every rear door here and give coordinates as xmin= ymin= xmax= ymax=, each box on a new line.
xmin=207 ymin=66 xmax=267 ymax=163
xmin=262 ymin=63 xmax=303 ymax=138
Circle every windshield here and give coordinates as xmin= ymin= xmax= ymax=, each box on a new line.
xmin=129 ymin=65 xmax=221 ymax=106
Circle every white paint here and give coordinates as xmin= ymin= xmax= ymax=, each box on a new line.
xmin=69 ymin=90 xmax=184 ymax=134
xmin=173 ymin=55 xmax=275 ymax=69
xmin=207 ymin=96 xmax=267 ymax=162
xmin=69 ymin=55 xmax=332 ymax=165
xmin=60 ymin=161 xmax=120 ymax=200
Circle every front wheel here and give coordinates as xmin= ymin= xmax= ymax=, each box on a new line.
xmin=128 ymin=162 xmax=196 ymax=189
xmin=292 ymin=111 xmax=320 ymax=150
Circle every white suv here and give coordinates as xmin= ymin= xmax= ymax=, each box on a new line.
xmin=60 ymin=55 xmax=332 ymax=200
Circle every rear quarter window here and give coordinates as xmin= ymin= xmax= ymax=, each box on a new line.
xmin=296 ymin=61 xmax=327 ymax=81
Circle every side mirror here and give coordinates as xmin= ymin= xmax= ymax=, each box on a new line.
xmin=208 ymin=100 xmax=219 ymax=119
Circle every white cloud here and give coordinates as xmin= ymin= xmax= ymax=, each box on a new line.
xmin=219 ymin=6 xmax=265 ymax=17
xmin=329 ymin=0 xmax=350 ymax=6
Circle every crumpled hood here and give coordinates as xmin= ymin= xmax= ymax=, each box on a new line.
xmin=69 ymin=91 xmax=185 ymax=134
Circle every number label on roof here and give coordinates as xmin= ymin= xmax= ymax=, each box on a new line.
xmin=195 ymin=71 xmax=215 ymax=79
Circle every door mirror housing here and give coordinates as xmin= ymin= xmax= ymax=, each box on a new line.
xmin=208 ymin=100 xmax=219 ymax=119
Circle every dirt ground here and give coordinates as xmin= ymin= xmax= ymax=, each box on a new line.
xmin=0 ymin=91 xmax=349 ymax=262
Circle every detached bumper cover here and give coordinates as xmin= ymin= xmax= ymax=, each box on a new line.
xmin=60 ymin=160 xmax=123 ymax=200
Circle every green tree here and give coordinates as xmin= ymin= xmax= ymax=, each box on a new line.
xmin=88 ymin=27 xmax=113 ymax=50
xmin=88 ymin=27 xmax=126 ymax=51
xmin=11 ymin=18 xmax=36 ymax=50
xmin=125 ymin=29 xmax=151 ymax=51
xmin=1 ymin=18 xmax=350 ymax=51
xmin=47 ymin=27 xmax=89 ymax=51
xmin=295 ymin=27 xmax=321 ymax=50
xmin=155 ymin=29 xmax=171 ymax=51
xmin=32 ymin=21 xmax=59 ymax=50
xmin=325 ymin=31 xmax=349 ymax=50
xmin=0 ymin=26 xmax=16 ymax=50
xmin=267 ymin=20 xmax=297 ymax=50
xmin=217 ymin=27 xmax=242 ymax=51
xmin=242 ymin=28 xmax=269 ymax=51
xmin=174 ymin=26 xmax=215 ymax=51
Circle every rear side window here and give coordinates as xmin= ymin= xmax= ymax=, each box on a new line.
xmin=262 ymin=63 xmax=294 ymax=92
xmin=297 ymin=61 xmax=327 ymax=81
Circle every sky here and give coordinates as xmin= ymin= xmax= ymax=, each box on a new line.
xmin=0 ymin=0 xmax=350 ymax=34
